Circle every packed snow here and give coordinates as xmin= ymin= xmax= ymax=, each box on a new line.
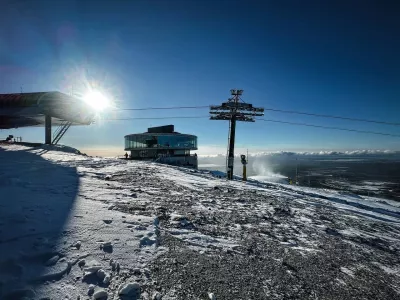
xmin=0 ymin=143 xmax=399 ymax=299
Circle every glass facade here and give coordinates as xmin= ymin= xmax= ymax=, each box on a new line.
xmin=125 ymin=134 xmax=197 ymax=150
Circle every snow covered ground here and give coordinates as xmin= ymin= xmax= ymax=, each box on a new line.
xmin=0 ymin=144 xmax=399 ymax=299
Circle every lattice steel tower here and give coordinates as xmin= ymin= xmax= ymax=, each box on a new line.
xmin=210 ymin=89 xmax=264 ymax=180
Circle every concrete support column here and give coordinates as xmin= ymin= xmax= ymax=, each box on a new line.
xmin=45 ymin=115 xmax=52 ymax=145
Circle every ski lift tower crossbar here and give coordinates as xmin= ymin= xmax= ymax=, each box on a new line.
xmin=210 ymin=89 xmax=264 ymax=180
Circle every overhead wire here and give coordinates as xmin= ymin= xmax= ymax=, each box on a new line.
xmin=103 ymin=116 xmax=209 ymax=120
xmin=256 ymin=118 xmax=400 ymax=137
xmin=102 ymin=115 xmax=400 ymax=138
xmin=116 ymin=105 xmax=209 ymax=111
xmin=115 ymin=105 xmax=400 ymax=126
xmin=263 ymin=108 xmax=400 ymax=126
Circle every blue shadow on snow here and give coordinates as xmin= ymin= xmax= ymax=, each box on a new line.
xmin=0 ymin=145 xmax=79 ymax=298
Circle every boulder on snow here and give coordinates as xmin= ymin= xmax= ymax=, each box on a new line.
xmin=93 ymin=289 xmax=108 ymax=299
xmin=169 ymin=214 xmax=193 ymax=228
xmin=140 ymin=236 xmax=156 ymax=247
xmin=119 ymin=282 xmax=141 ymax=296
xmin=88 ymin=284 xmax=95 ymax=295
xmin=97 ymin=269 xmax=107 ymax=280
xmin=84 ymin=265 xmax=102 ymax=275
xmin=84 ymin=260 xmax=102 ymax=275
xmin=75 ymin=241 xmax=82 ymax=249
xmin=152 ymin=292 xmax=162 ymax=300
xmin=102 ymin=241 xmax=113 ymax=249
xmin=325 ymin=227 xmax=341 ymax=236
xmin=110 ymin=260 xmax=117 ymax=271
xmin=78 ymin=259 xmax=86 ymax=267
xmin=103 ymin=274 xmax=111 ymax=285
xmin=143 ymin=268 xmax=151 ymax=276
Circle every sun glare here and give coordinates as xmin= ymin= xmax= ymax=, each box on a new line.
xmin=83 ymin=90 xmax=111 ymax=111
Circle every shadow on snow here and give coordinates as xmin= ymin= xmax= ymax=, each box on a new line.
xmin=0 ymin=146 xmax=79 ymax=298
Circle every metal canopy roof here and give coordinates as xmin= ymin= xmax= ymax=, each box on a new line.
xmin=0 ymin=91 xmax=95 ymax=129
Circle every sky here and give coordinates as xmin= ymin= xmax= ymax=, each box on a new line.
xmin=1 ymin=0 xmax=399 ymax=156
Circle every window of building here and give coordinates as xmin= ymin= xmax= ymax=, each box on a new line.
xmin=125 ymin=134 xmax=197 ymax=150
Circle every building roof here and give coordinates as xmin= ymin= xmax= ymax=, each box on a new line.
xmin=124 ymin=125 xmax=196 ymax=138
xmin=147 ymin=125 xmax=174 ymax=133
xmin=124 ymin=132 xmax=196 ymax=138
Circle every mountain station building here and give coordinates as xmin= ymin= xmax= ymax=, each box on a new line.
xmin=124 ymin=125 xmax=198 ymax=168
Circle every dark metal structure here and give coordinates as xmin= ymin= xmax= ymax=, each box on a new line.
xmin=210 ymin=89 xmax=264 ymax=180
xmin=0 ymin=91 xmax=95 ymax=144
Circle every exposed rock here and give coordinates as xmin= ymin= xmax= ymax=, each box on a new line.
xmin=75 ymin=241 xmax=82 ymax=249
xmin=140 ymin=236 xmax=156 ymax=247
xmin=152 ymin=292 xmax=162 ymax=300
xmin=103 ymin=275 xmax=111 ymax=285
xmin=97 ymin=269 xmax=107 ymax=280
xmin=88 ymin=284 xmax=95 ymax=295
xmin=111 ymin=260 xmax=117 ymax=271
xmin=102 ymin=241 xmax=113 ymax=250
xmin=93 ymin=289 xmax=108 ymax=299
xmin=78 ymin=259 xmax=86 ymax=267
xmin=84 ymin=260 xmax=102 ymax=275
xmin=118 ymin=282 xmax=141 ymax=296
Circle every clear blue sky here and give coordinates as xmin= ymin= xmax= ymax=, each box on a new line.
xmin=1 ymin=0 xmax=399 ymax=155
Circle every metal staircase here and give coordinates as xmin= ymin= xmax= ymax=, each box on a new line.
xmin=52 ymin=120 xmax=72 ymax=145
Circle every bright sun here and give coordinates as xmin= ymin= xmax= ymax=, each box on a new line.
xmin=83 ymin=90 xmax=111 ymax=111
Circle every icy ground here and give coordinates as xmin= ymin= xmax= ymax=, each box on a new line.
xmin=0 ymin=144 xmax=400 ymax=300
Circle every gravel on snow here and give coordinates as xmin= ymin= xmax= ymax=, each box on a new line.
xmin=0 ymin=144 xmax=399 ymax=300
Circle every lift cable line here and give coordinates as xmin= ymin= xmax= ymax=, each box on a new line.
xmin=103 ymin=116 xmax=400 ymax=137
xmin=209 ymin=89 xmax=264 ymax=180
xmin=263 ymin=108 xmax=400 ymax=126
xmin=115 ymin=105 xmax=209 ymax=111
xmin=115 ymin=105 xmax=399 ymax=126
xmin=104 ymin=116 xmax=209 ymax=120
xmin=256 ymin=118 xmax=400 ymax=137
